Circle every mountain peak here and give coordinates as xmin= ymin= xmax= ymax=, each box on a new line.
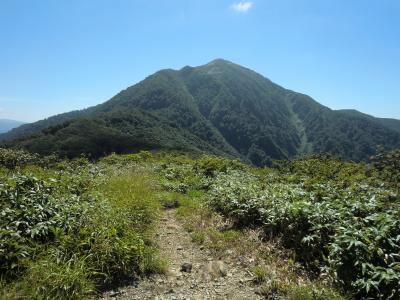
xmin=180 ymin=59 xmax=234 ymax=73
xmin=206 ymin=58 xmax=233 ymax=65
xmin=193 ymin=58 xmax=251 ymax=77
xmin=2 ymin=60 xmax=400 ymax=163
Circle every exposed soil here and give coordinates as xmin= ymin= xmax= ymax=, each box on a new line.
xmin=102 ymin=209 xmax=263 ymax=300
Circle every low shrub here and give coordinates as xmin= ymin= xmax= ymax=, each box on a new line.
xmin=159 ymin=153 xmax=400 ymax=299
xmin=1 ymin=159 xmax=162 ymax=299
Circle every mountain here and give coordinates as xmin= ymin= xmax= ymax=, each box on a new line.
xmin=0 ymin=119 xmax=25 ymax=133
xmin=378 ymin=118 xmax=400 ymax=134
xmin=338 ymin=109 xmax=400 ymax=133
xmin=2 ymin=59 xmax=400 ymax=164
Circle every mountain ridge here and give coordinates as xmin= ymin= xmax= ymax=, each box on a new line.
xmin=2 ymin=59 xmax=400 ymax=164
xmin=0 ymin=119 xmax=26 ymax=133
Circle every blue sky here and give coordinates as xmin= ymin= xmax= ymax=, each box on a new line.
xmin=1 ymin=0 xmax=399 ymax=122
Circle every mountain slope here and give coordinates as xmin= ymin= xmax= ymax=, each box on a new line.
xmin=378 ymin=118 xmax=400 ymax=133
xmin=287 ymin=98 xmax=400 ymax=161
xmin=339 ymin=109 xmax=400 ymax=134
xmin=181 ymin=61 xmax=301 ymax=165
xmin=0 ymin=119 xmax=25 ymax=133
xmin=0 ymin=110 xmax=93 ymax=141
xmin=2 ymin=59 xmax=400 ymax=164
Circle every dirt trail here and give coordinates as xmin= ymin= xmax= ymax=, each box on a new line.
xmin=102 ymin=209 xmax=262 ymax=300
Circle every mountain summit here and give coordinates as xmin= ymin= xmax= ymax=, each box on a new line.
xmin=2 ymin=59 xmax=400 ymax=164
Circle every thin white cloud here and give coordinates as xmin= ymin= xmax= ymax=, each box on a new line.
xmin=231 ymin=1 xmax=253 ymax=13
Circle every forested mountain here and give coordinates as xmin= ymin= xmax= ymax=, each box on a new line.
xmin=378 ymin=118 xmax=400 ymax=133
xmin=0 ymin=110 xmax=91 ymax=140
xmin=0 ymin=119 xmax=25 ymax=133
xmin=2 ymin=59 xmax=400 ymax=164
xmin=338 ymin=109 xmax=400 ymax=134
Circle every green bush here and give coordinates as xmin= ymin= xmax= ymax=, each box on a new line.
xmin=194 ymin=155 xmax=245 ymax=177
xmin=1 ymin=159 xmax=162 ymax=299
xmin=102 ymin=150 xmax=153 ymax=165
xmin=0 ymin=173 xmax=93 ymax=279
xmin=371 ymin=149 xmax=400 ymax=190
xmin=0 ymin=148 xmax=40 ymax=169
xmin=159 ymin=153 xmax=400 ymax=298
xmin=0 ymin=148 xmax=59 ymax=169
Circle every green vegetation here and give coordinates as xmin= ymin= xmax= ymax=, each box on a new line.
xmin=257 ymin=282 xmax=344 ymax=300
xmin=2 ymin=59 xmax=400 ymax=164
xmin=157 ymin=151 xmax=400 ymax=299
xmin=0 ymin=150 xmax=164 ymax=299
xmin=250 ymin=265 xmax=269 ymax=283
xmin=1 ymin=148 xmax=399 ymax=299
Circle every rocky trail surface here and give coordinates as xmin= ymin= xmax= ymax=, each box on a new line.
xmin=102 ymin=209 xmax=263 ymax=300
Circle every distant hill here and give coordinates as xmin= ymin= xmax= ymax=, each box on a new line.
xmin=2 ymin=59 xmax=400 ymax=164
xmin=0 ymin=119 xmax=25 ymax=133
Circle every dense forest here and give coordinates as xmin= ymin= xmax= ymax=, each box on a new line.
xmin=2 ymin=60 xmax=400 ymax=165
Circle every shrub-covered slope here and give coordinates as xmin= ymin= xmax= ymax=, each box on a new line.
xmin=157 ymin=150 xmax=400 ymax=299
xmin=2 ymin=59 xmax=400 ymax=164
xmin=1 ymin=148 xmax=399 ymax=299
xmin=0 ymin=149 xmax=165 ymax=299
